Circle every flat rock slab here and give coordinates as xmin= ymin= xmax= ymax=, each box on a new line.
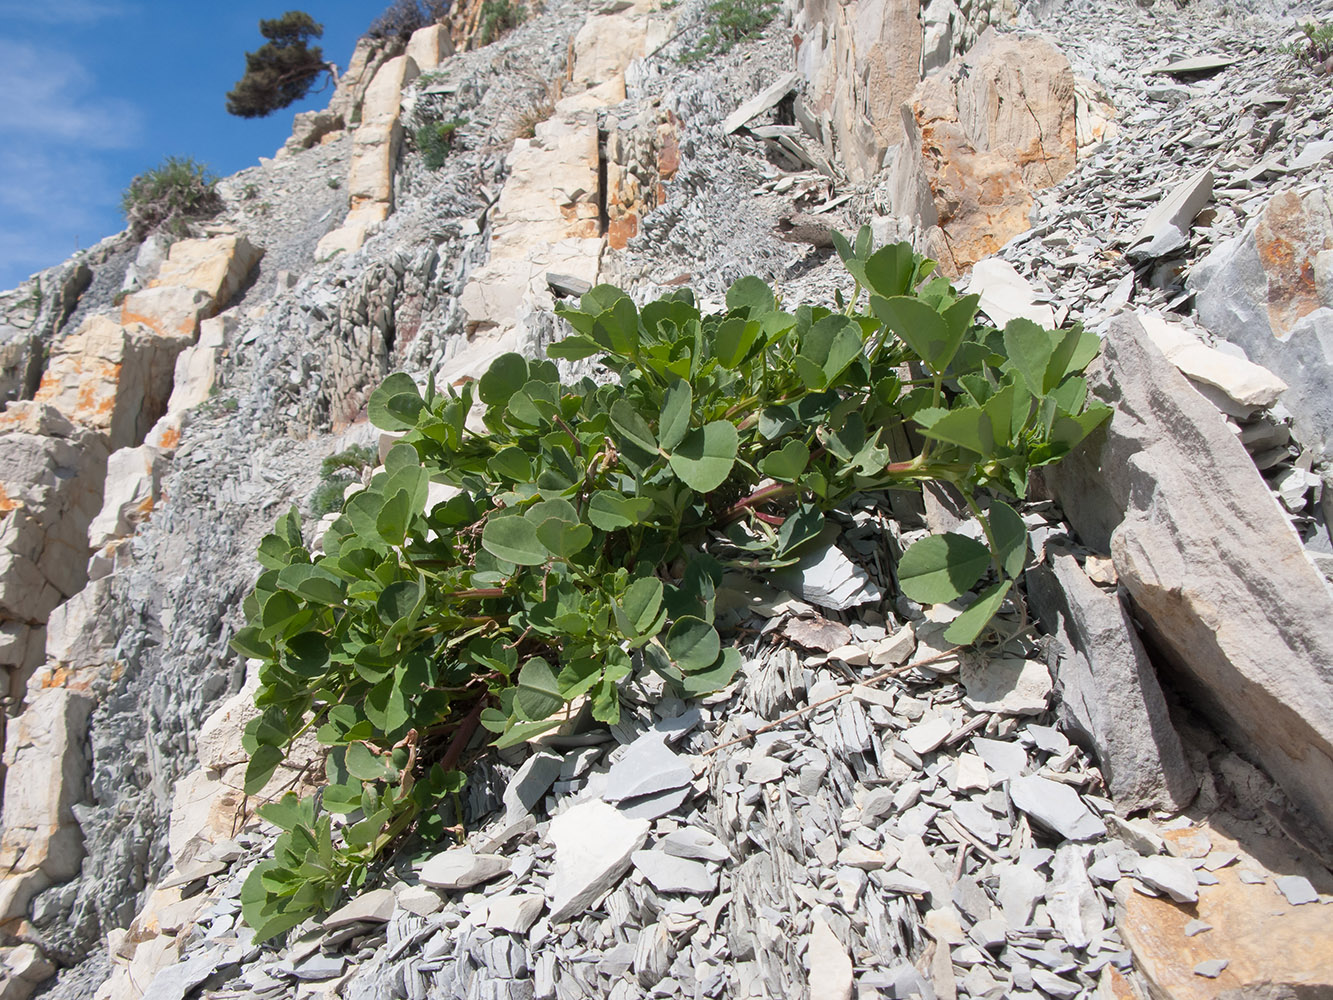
xmin=1116 ymin=855 xmax=1333 ymax=999
xmin=324 ymin=887 xmax=396 ymax=927
xmin=960 ymin=655 xmax=1052 ymax=715
xmin=419 ymin=847 xmax=512 ymax=891
xmin=631 ymin=850 xmax=717 ymax=894
xmin=603 ymin=734 xmax=693 ymax=802
xmin=1008 ymin=774 xmax=1107 ymax=841
xmin=546 ymin=800 xmax=649 ymax=923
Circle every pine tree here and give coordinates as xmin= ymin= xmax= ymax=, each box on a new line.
xmin=226 ymin=11 xmax=332 ymax=119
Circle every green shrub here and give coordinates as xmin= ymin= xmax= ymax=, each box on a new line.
xmin=414 ymin=119 xmax=467 ymax=169
xmin=477 ymin=0 xmax=523 ymax=46
xmin=120 ymin=157 xmax=223 ymax=240
xmin=680 ymin=0 xmax=779 ymax=63
xmin=309 ymin=445 xmax=378 ymax=517
xmin=1284 ymin=20 xmax=1333 ymax=67
xmin=234 ymin=229 xmax=1110 ymax=942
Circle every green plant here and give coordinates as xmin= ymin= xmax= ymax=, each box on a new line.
xmin=233 ymin=229 xmax=1110 ymax=941
xmin=221 ymin=397 xmax=240 ymax=412
xmin=327 ymin=177 xmax=342 ymax=190
xmin=243 ymin=183 xmax=260 ymax=200
xmin=366 ymin=0 xmax=451 ymax=40
xmin=121 ymin=157 xmax=223 ymax=240
xmin=414 ymin=119 xmax=467 ymax=170
xmin=309 ymin=445 xmax=379 ymax=517
xmin=1283 ymin=20 xmax=1333 ymax=67
xmin=680 ymin=0 xmax=779 ymax=64
xmin=227 ymin=11 xmax=333 ymax=119
xmin=477 ymin=0 xmax=522 ymax=46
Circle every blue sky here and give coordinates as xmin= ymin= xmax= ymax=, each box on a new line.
xmin=0 ymin=1 xmax=379 ymax=290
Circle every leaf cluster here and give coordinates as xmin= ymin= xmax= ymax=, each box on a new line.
xmin=226 ymin=11 xmax=330 ymax=119
xmin=477 ymin=0 xmax=524 ymax=46
xmin=414 ymin=118 xmax=468 ymax=170
xmin=366 ymin=0 xmax=452 ymax=40
xmin=1283 ymin=20 xmax=1333 ymax=69
xmin=120 ymin=156 xmax=223 ymax=241
xmin=233 ymin=231 xmax=1109 ymax=940
xmin=680 ymin=0 xmax=779 ymax=64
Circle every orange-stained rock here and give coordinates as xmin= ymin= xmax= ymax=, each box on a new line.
xmin=1115 ymin=827 xmax=1333 ymax=1000
xmin=888 ymin=30 xmax=1078 ymax=275
xmin=607 ymin=213 xmax=639 ymax=250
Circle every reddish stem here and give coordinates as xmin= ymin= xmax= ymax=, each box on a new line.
xmin=717 ymin=481 xmax=797 ymax=525
xmin=440 ymin=695 xmax=487 ymax=772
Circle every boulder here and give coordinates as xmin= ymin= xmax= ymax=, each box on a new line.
xmin=795 ymin=0 xmax=923 ymax=181
xmin=1191 ymin=186 xmax=1333 ymax=451
xmin=86 ymin=443 xmax=165 ymax=550
xmin=33 ymin=315 xmax=187 ymax=450
xmin=167 ymin=312 xmax=235 ymax=415
xmin=0 ymin=688 xmax=95 ymax=927
xmin=405 ymin=24 xmax=453 ymax=72
xmin=149 ymin=236 xmax=262 ymax=308
xmin=1042 ymin=314 xmax=1333 ymax=835
xmin=119 ymin=285 xmax=213 ymax=341
xmin=1027 ymin=554 xmax=1196 ymax=813
xmin=571 ymin=9 xmax=673 ymax=89
xmin=888 ymin=30 xmax=1077 ymax=274
xmin=283 ymin=110 xmax=344 ymax=154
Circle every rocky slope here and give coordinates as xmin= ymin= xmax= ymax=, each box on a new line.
xmin=0 ymin=0 xmax=1330 ymax=997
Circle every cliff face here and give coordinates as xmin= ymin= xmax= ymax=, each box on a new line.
xmin=0 ymin=0 xmax=1331 ymax=997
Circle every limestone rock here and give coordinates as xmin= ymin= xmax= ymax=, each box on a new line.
xmin=149 ymin=236 xmax=263 ymax=308
xmin=0 ymin=688 xmax=95 ymax=926
xmin=1027 ymin=554 xmax=1195 ymax=813
xmin=1137 ymin=310 xmax=1287 ymax=414
xmin=405 ymin=24 xmax=453 ymax=71
xmin=1043 ymin=314 xmax=1333 ymax=836
xmin=795 ymin=0 xmax=924 ymax=181
xmin=86 ymin=443 xmax=165 ymax=550
xmin=1115 ymin=856 xmax=1333 ymax=999
xmin=807 ymin=915 xmax=853 ymax=1000
xmin=889 ymin=30 xmax=1077 ymax=274
xmin=32 ymin=315 xmax=189 ymax=450
xmin=546 ymin=800 xmax=649 ymax=923
xmin=1192 ymin=186 xmax=1333 ymax=451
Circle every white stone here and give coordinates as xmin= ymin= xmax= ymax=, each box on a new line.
xmin=903 ymin=717 xmax=953 ymax=755
xmin=961 ymin=655 xmax=1052 ymax=715
xmin=1134 ymin=856 xmax=1199 ymax=903
xmin=419 ymin=847 xmax=511 ymax=891
xmin=807 ymin=915 xmax=853 ymax=1000
xmin=546 ymin=800 xmax=649 ymax=923
xmin=631 ymin=850 xmax=717 ymax=894
xmin=486 ymin=892 xmax=545 ymax=934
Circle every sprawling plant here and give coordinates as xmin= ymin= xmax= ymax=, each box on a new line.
xmin=234 ymin=231 xmax=1109 ymax=939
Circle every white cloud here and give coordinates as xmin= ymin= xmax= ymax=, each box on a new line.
xmin=0 ymin=1 xmax=136 ymax=23
xmin=0 ymin=40 xmax=142 ymax=148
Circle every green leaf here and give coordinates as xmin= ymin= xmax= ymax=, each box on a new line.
xmin=322 ymin=782 xmax=365 ymax=814
xmin=536 ymin=518 xmax=593 ymax=559
xmin=376 ymin=577 xmax=424 ymax=627
xmin=668 ymin=421 xmax=738 ymax=493
xmin=245 ymin=744 xmax=284 ymax=795
xmin=367 ymin=373 xmax=424 ymax=431
xmin=873 ymin=295 xmax=965 ymax=373
xmin=615 ymin=576 xmax=666 ymax=638
xmin=863 ymin=242 xmax=916 ymax=298
xmin=546 ymin=334 xmax=601 ymax=361
xmin=376 ymin=489 xmax=412 ymax=547
xmin=1045 ymin=324 xmax=1100 ymax=391
xmin=943 ymin=580 xmax=1013 ymax=645
xmin=478 ymin=352 xmax=529 ymax=406
xmin=588 ymin=491 xmax=653 ymax=530
xmin=725 ymin=275 xmax=775 ymax=315
xmin=714 ymin=317 xmax=760 ymax=370
xmin=481 ymin=515 xmax=548 ymax=566
xmin=1003 ymin=318 xmax=1057 ymax=397
xmin=987 ymin=500 xmax=1028 ymax=579
xmin=609 ymin=398 xmax=658 ymax=455
xmin=345 ymin=742 xmax=390 ymax=781
xmin=897 ymin=533 xmax=992 ymax=604
xmin=919 ymin=405 xmax=986 ymax=455
xmin=776 ymin=504 xmax=824 ymax=558
xmin=676 ymin=646 xmax=741 ymax=697
xmin=491 ymin=718 xmax=564 ymax=749
xmin=488 ymin=446 xmax=533 ymax=483
xmin=666 ymin=616 xmax=721 ymax=673
xmin=515 ymin=657 xmax=564 ymax=722
xmin=758 ymin=438 xmax=810 ymax=482
xmin=659 ymin=379 xmax=692 ymax=450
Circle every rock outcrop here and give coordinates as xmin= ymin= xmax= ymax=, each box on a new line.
xmin=888 ymin=30 xmax=1078 ymax=274
xmin=1044 ymin=313 xmax=1333 ymax=834
xmin=1192 ymin=185 xmax=1333 ymax=453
